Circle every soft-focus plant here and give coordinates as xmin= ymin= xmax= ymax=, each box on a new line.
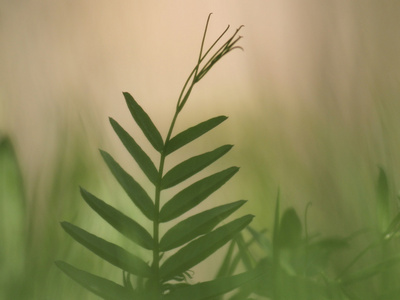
xmin=56 ymin=15 xmax=264 ymax=300
xmin=231 ymin=169 xmax=400 ymax=300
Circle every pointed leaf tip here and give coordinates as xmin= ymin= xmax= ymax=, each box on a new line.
xmin=61 ymin=222 xmax=152 ymax=277
xmin=160 ymin=167 xmax=239 ymax=222
xmin=160 ymin=214 xmax=254 ymax=280
xmin=79 ymin=187 xmax=153 ymax=250
xmin=160 ymin=200 xmax=247 ymax=251
xmin=123 ymin=92 xmax=164 ymax=152
xmin=109 ymin=117 xmax=159 ymax=184
xmin=161 ymin=144 xmax=234 ymax=189
xmin=165 ymin=116 xmax=228 ymax=155
xmin=99 ymin=150 xmax=154 ymax=221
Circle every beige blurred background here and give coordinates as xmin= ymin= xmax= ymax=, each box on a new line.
xmin=3 ymin=1 xmax=400 ymax=298
xmin=2 ymin=0 xmax=400 ymax=252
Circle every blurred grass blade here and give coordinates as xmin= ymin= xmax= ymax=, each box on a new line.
xmin=161 ymin=145 xmax=233 ymax=189
xmin=123 ymin=92 xmax=164 ymax=152
xmin=61 ymin=222 xmax=152 ymax=277
xmin=160 ymin=200 xmax=246 ymax=251
xmin=341 ymin=255 xmax=400 ymax=285
xmin=235 ymin=233 xmax=254 ymax=271
xmin=109 ymin=118 xmax=158 ymax=184
xmin=0 ymin=136 xmax=26 ymax=298
xmin=247 ymin=226 xmax=271 ymax=252
xmin=80 ymin=187 xmax=153 ymax=250
xmin=384 ymin=212 xmax=400 ymax=240
xmin=163 ymin=267 xmax=265 ymax=300
xmin=100 ymin=150 xmax=154 ymax=220
xmin=272 ymin=190 xmax=280 ymax=249
xmin=215 ymin=240 xmax=236 ymax=278
xmin=278 ymin=208 xmax=302 ymax=248
xmin=165 ymin=116 xmax=228 ymax=155
xmin=55 ymin=261 xmax=135 ymax=300
xmin=159 ymin=167 xmax=239 ymax=222
xmin=377 ymin=167 xmax=390 ymax=232
xmin=160 ymin=215 xmax=254 ymax=280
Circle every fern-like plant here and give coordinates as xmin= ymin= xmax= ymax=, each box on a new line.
xmin=56 ymin=15 xmax=263 ymax=300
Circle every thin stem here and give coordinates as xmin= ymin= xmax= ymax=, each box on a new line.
xmin=151 ymin=108 xmax=180 ymax=296
xmin=150 ymin=15 xmax=243 ymax=297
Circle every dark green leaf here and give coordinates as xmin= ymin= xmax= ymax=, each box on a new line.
xmin=163 ymin=266 xmax=266 ymax=300
xmin=161 ymin=145 xmax=233 ymax=189
xmin=109 ymin=118 xmax=159 ymax=184
xmin=55 ymin=261 xmax=135 ymax=300
xmin=123 ymin=92 xmax=164 ymax=152
xmin=165 ymin=116 xmax=228 ymax=155
xmin=61 ymin=222 xmax=152 ymax=277
xmin=377 ymin=167 xmax=390 ymax=232
xmin=160 ymin=200 xmax=246 ymax=251
xmin=100 ymin=150 xmax=154 ymax=220
xmin=160 ymin=215 xmax=254 ymax=280
xmin=80 ymin=187 xmax=153 ymax=250
xmin=159 ymin=167 xmax=239 ymax=222
xmin=278 ymin=207 xmax=302 ymax=248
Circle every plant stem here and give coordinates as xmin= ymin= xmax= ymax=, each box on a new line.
xmin=150 ymin=15 xmax=243 ymax=297
xmin=152 ymin=108 xmax=180 ymax=296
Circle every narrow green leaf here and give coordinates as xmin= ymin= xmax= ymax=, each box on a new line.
xmin=100 ymin=150 xmax=154 ymax=220
xmin=61 ymin=222 xmax=152 ymax=277
xmin=0 ymin=136 xmax=26 ymax=283
xmin=80 ymin=188 xmax=153 ymax=250
xmin=55 ymin=261 xmax=135 ymax=300
xmin=278 ymin=207 xmax=302 ymax=248
xmin=272 ymin=190 xmax=280 ymax=249
xmin=246 ymin=226 xmax=271 ymax=252
xmin=384 ymin=212 xmax=400 ymax=240
xmin=161 ymin=145 xmax=233 ymax=189
xmin=165 ymin=116 xmax=228 ymax=155
xmin=160 ymin=200 xmax=246 ymax=251
xmin=235 ymin=233 xmax=254 ymax=271
xmin=341 ymin=255 xmax=400 ymax=284
xmin=109 ymin=118 xmax=158 ymax=184
xmin=271 ymin=190 xmax=280 ymax=300
xmin=377 ymin=167 xmax=390 ymax=232
xmin=160 ymin=215 xmax=254 ymax=280
xmin=123 ymin=92 xmax=164 ymax=152
xmin=215 ymin=240 xmax=236 ymax=278
xmin=163 ymin=267 xmax=266 ymax=300
xmin=159 ymin=167 xmax=239 ymax=222
xmin=227 ymin=258 xmax=273 ymax=299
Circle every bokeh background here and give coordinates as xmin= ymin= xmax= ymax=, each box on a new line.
xmin=2 ymin=1 xmax=400 ymax=299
